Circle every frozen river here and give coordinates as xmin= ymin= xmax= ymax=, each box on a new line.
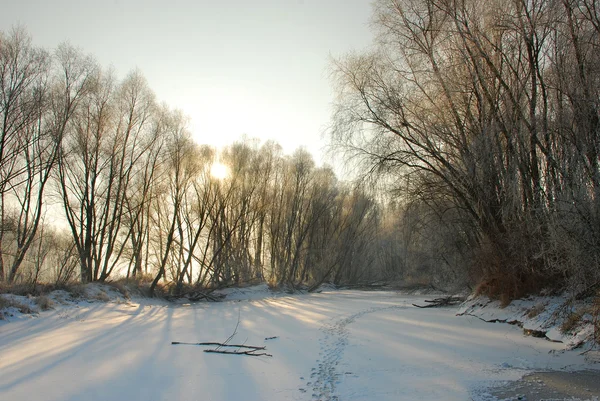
xmin=0 ymin=290 xmax=596 ymax=400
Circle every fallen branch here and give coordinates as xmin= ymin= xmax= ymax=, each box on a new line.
xmin=188 ymin=290 xmax=224 ymax=302
xmin=171 ymin=341 xmax=266 ymax=350
xmin=204 ymin=349 xmax=272 ymax=357
xmin=413 ymin=296 xmax=465 ymax=308
xmin=171 ymin=309 xmax=272 ymax=357
xmin=217 ymin=310 xmax=241 ymax=351
xmin=165 ymin=289 xmax=224 ymax=302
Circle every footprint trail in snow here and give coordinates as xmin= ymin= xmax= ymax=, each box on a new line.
xmin=303 ymin=304 xmax=408 ymax=401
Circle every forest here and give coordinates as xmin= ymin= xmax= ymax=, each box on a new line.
xmin=331 ymin=0 xmax=600 ymax=302
xmin=0 ymin=28 xmax=390 ymax=296
xmin=1 ymin=0 xmax=599 ymax=303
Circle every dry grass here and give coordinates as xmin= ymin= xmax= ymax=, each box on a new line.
xmin=0 ymin=297 xmax=36 ymax=314
xmin=474 ymin=277 xmax=508 ymax=306
xmin=560 ymin=311 xmax=583 ymax=334
xmin=109 ymin=275 xmax=165 ymax=298
xmin=2 ymin=293 xmax=53 ymax=314
xmin=266 ymin=277 xmax=279 ymax=290
xmin=473 ymin=271 xmax=557 ymax=307
xmin=35 ymin=295 xmax=54 ymax=311
xmin=105 ymin=281 xmax=130 ymax=299
xmin=0 ymin=278 xmax=155 ymax=304
xmin=527 ymin=303 xmax=545 ymax=319
xmin=68 ymin=284 xmax=87 ymax=298
xmin=0 ymin=282 xmax=39 ymax=296
xmin=93 ymin=291 xmax=110 ymax=302
xmin=0 ymin=282 xmax=81 ymax=297
xmin=470 ymin=222 xmax=566 ymax=307
xmin=17 ymin=303 xmax=35 ymax=314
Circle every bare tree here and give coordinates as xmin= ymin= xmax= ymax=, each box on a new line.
xmin=148 ymin=110 xmax=197 ymax=296
xmin=57 ymin=60 xmax=156 ymax=282
xmin=330 ymin=0 xmax=600 ymax=297
xmin=0 ymin=28 xmax=50 ymax=280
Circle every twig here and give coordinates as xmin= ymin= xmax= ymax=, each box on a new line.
xmin=171 ymin=308 xmax=272 ymax=357
xmin=204 ymin=349 xmax=272 ymax=357
xmin=171 ymin=341 xmax=266 ymax=350
xmin=215 ymin=309 xmax=240 ymax=351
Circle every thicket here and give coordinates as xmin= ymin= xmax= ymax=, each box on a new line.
xmin=0 ymin=27 xmax=397 ymax=295
xmin=331 ymin=0 xmax=600 ymax=301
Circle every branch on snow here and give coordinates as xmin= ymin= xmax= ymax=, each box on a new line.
xmin=412 ymin=296 xmax=465 ymax=308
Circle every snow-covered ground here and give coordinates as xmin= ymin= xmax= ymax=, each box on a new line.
xmin=1 ymin=288 xmax=598 ymax=401
xmin=459 ymin=294 xmax=598 ymax=349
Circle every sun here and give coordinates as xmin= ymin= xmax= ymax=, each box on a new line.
xmin=210 ymin=162 xmax=229 ymax=180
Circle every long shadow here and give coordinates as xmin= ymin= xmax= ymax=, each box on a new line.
xmin=59 ymin=304 xmax=177 ymax=401
xmin=4 ymin=291 xmax=559 ymax=401
xmin=0 ymin=301 xmax=122 ymax=346
xmin=0 ymin=302 xmax=178 ymax=401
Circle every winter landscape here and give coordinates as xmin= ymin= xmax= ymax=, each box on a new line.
xmin=2 ymin=0 xmax=600 ymax=400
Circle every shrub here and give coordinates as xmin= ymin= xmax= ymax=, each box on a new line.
xmin=0 ymin=283 xmax=34 ymax=296
xmin=560 ymin=311 xmax=583 ymax=334
xmin=470 ymin=217 xmax=568 ymax=306
xmin=0 ymin=296 xmax=8 ymax=310
xmin=16 ymin=303 xmax=35 ymax=314
xmin=0 ymin=296 xmax=35 ymax=314
xmin=108 ymin=275 xmax=159 ymax=298
xmin=93 ymin=291 xmax=110 ymax=302
xmin=68 ymin=284 xmax=87 ymax=299
xmin=0 ymin=282 xmax=69 ymax=297
xmin=0 ymin=296 xmax=9 ymax=320
xmin=105 ymin=280 xmax=130 ymax=299
xmin=35 ymin=295 xmax=54 ymax=311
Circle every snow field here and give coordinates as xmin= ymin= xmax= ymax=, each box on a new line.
xmin=0 ymin=290 xmax=597 ymax=401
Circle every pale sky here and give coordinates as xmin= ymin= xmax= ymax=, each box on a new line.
xmin=1 ymin=0 xmax=375 ymax=163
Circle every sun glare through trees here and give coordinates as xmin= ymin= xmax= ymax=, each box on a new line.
xmin=210 ymin=162 xmax=229 ymax=180
xmin=1 ymin=0 xmax=600 ymax=308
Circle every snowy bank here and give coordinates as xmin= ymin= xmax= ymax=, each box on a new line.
xmin=458 ymin=294 xmax=598 ymax=351
xmin=0 ymin=283 xmax=131 ymax=323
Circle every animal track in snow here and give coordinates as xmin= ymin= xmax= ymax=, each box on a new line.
xmin=306 ymin=305 xmax=407 ymax=401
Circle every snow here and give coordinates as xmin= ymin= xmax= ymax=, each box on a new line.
xmin=458 ymin=294 xmax=598 ymax=349
xmin=211 ymin=282 xmax=282 ymax=301
xmin=1 ymin=288 xmax=598 ymax=401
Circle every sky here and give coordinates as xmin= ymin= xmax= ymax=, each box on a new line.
xmin=0 ymin=0 xmax=375 ymax=165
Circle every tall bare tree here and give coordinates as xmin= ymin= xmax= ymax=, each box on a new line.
xmin=148 ymin=110 xmax=197 ymax=296
xmin=0 ymin=28 xmax=51 ymax=280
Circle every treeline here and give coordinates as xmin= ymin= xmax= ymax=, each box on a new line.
xmin=332 ymin=0 xmax=600 ymax=300
xmin=0 ymin=28 xmax=394 ymax=294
